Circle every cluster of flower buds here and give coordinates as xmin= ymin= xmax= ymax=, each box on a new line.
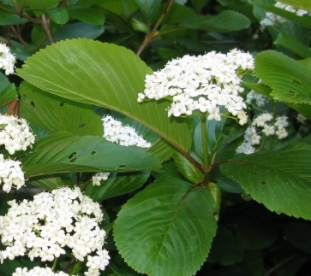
xmin=236 ymin=113 xmax=289 ymax=154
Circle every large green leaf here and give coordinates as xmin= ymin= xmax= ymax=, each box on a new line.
xmin=180 ymin=10 xmax=251 ymax=32
xmin=255 ymin=50 xmax=311 ymax=104
xmin=278 ymin=0 xmax=311 ymax=12
xmin=20 ymin=82 xmax=103 ymax=136
xmin=258 ymin=3 xmax=311 ymax=28
xmin=114 ymin=176 xmax=217 ymax=276
xmin=17 ymin=39 xmax=192 ymax=153
xmin=22 ymin=132 xmax=161 ymax=177
xmin=274 ymin=33 xmax=311 ymax=59
xmin=221 ymin=143 xmax=311 ymax=220
xmin=85 ymin=171 xmax=149 ymax=201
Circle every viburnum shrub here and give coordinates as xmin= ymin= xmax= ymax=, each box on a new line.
xmin=1 ymin=0 xmax=311 ymax=275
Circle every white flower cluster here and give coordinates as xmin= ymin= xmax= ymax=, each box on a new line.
xmin=0 ymin=43 xmax=15 ymax=75
xmin=0 ymin=115 xmax=35 ymax=193
xmin=102 ymin=115 xmax=151 ymax=148
xmin=0 ymin=114 xmax=35 ymax=155
xmin=92 ymin=172 xmax=110 ymax=186
xmin=246 ymin=90 xmax=268 ymax=107
xmin=138 ymin=49 xmax=254 ymax=125
xmin=13 ymin=267 xmax=71 ymax=276
xmin=236 ymin=113 xmax=289 ymax=154
xmin=0 ymin=154 xmax=24 ymax=193
xmin=0 ymin=187 xmax=110 ymax=276
xmin=260 ymin=1 xmax=310 ymax=28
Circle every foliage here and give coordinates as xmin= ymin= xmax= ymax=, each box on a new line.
xmin=1 ymin=0 xmax=311 ymax=275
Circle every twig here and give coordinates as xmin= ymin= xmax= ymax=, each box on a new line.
xmin=264 ymin=255 xmax=297 ymax=276
xmin=136 ymin=0 xmax=175 ymax=56
xmin=41 ymin=14 xmax=54 ymax=44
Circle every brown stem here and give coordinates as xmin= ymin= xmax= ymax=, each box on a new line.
xmin=136 ymin=0 xmax=175 ymax=56
xmin=41 ymin=14 xmax=54 ymax=43
xmin=264 ymin=255 xmax=297 ymax=276
xmin=10 ymin=25 xmax=28 ymax=49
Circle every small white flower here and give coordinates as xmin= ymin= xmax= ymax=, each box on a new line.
xmin=92 ymin=172 xmax=110 ymax=186
xmin=0 ymin=114 xmax=35 ymax=155
xmin=102 ymin=115 xmax=151 ymax=148
xmin=0 ymin=154 xmax=25 ymax=193
xmin=0 ymin=43 xmax=15 ymax=75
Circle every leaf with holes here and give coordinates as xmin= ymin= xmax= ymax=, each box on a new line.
xmin=17 ymin=38 xmax=192 ymax=154
xmin=22 ymin=132 xmax=161 ymax=178
xmin=255 ymin=50 xmax=311 ymax=104
xmin=221 ymin=143 xmax=311 ymax=220
xmin=20 ymin=82 xmax=103 ymax=136
xmin=113 ymin=176 xmax=218 ymax=276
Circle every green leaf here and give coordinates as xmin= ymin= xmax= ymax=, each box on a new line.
xmin=243 ymin=81 xmax=272 ymax=97
xmin=68 ymin=8 xmax=106 ymax=25
xmin=22 ymin=132 xmax=161 ymax=177
xmin=52 ymin=22 xmax=105 ymax=41
xmin=17 ymin=39 xmax=192 ymax=153
xmin=278 ymin=0 xmax=311 ymax=11
xmin=208 ymin=225 xmax=244 ymax=266
xmin=274 ymin=33 xmax=311 ymax=59
xmin=288 ymin=102 xmax=311 ymax=120
xmin=16 ymin=0 xmax=60 ymax=10
xmin=85 ymin=172 xmax=149 ymax=201
xmin=97 ymin=0 xmax=138 ymax=19
xmin=0 ymin=73 xmax=18 ymax=108
xmin=173 ymin=151 xmax=204 ymax=183
xmin=190 ymin=0 xmax=209 ymax=13
xmin=114 ymin=176 xmax=218 ymax=276
xmin=0 ymin=10 xmax=28 ymax=25
xmin=147 ymin=138 xmax=176 ymax=161
xmin=279 ymin=0 xmax=311 ymax=12
xmin=134 ymin=0 xmax=161 ymax=24
xmin=20 ymin=82 xmax=103 ymax=136
xmin=131 ymin=18 xmax=150 ymax=33
xmin=180 ymin=10 xmax=251 ymax=32
xmin=255 ymin=50 xmax=311 ymax=104
xmin=48 ymin=7 xmax=69 ymax=24
xmin=221 ymin=143 xmax=311 ymax=220
xmin=258 ymin=3 xmax=311 ymax=28
xmin=29 ymin=174 xmax=74 ymax=190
